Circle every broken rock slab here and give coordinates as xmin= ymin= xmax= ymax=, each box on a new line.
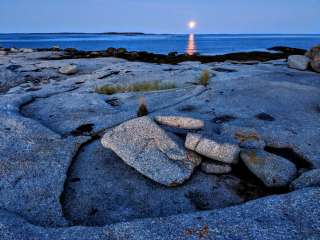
xmin=185 ymin=133 xmax=240 ymax=164
xmin=154 ymin=116 xmax=204 ymax=130
xmin=101 ymin=117 xmax=201 ymax=187
xmin=290 ymin=169 xmax=320 ymax=190
xmin=240 ymin=150 xmax=297 ymax=187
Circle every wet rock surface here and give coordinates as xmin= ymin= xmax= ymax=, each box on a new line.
xmin=0 ymin=48 xmax=320 ymax=239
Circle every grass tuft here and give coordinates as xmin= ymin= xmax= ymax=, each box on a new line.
xmin=198 ymin=70 xmax=211 ymax=87
xmin=95 ymin=81 xmax=176 ymax=95
xmin=137 ymin=97 xmax=149 ymax=117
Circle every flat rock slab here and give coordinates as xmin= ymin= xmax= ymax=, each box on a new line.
xmin=101 ymin=117 xmax=201 ymax=186
xmin=240 ymin=150 xmax=297 ymax=187
xmin=154 ymin=116 xmax=204 ymax=130
xmin=201 ymin=161 xmax=232 ymax=174
xmin=185 ymin=133 xmax=240 ymax=164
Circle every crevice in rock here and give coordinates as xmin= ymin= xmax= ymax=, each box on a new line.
xmin=98 ymin=71 xmax=120 ymax=79
xmin=264 ymin=146 xmax=312 ymax=169
xmin=60 ymin=136 xmax=100 ymax=225
xmin=212 ymin=115 xmax=237 ymax=124
xmin=212 ymin=67 xmax=237 ymax=73
xmin=71 ymin=124 xmax=95 ymax=136
xmin=232 ymin=160 xmax=290 ymax=198
xmin=255 ymin=113 xmax=275 ymax=122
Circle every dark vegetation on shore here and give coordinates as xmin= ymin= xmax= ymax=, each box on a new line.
xmin=16 ymin=46 xmax=307 ymax=64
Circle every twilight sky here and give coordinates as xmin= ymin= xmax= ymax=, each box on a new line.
xmin=1 ymin=0 xmax=319 ymax=34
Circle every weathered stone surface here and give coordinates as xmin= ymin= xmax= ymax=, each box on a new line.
xmin=154 ymin=116 xmax=204 ymax=130
xmin=306 ymin=45 xmax=320 ymax=73
xmin=201 ymin=161 xmax=232 ymax=174
xmin=0 ymin=108 xmax=87 ymax=227
xmin=290 ymin=169 xmax=320 ymax=190
xmin=288 ymin=55 xmax=310 ymax=70
xmin=0 ymin=50 xmax=7 ymax=56
xmin=58 ymin=64 xmax=78 ymax=75
xmin=185 ymin=133 xmax=240 ymax=164
xmin=101 ymin=117 xmax=201 ymax=186
xmin=0 ymin=188 xmax=319 ymax=240
xmin=240 ymin=150 xmax=297 ymax=187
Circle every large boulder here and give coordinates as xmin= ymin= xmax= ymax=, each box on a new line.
xmin=58 ymin=64 xmax=78 ymax=75
xmin=290 ymin=169 xmax=320 ymax=190
xmin=185 ymin=133 xmax=240 ymax=164
xmin=306 ymin=45 xmax=320 ymax=72
xmin=240 ymin=150 xmax=297 ymax=187
xmin=288 ymin=55 xmax=310 ymax=71
xmin=101 ymin=117 xmax=201 ymax=186
xmin=154 ymin=116 xmax=204 ymax=130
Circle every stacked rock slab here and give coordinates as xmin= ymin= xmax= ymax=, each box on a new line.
xmin=240 ymin=150 xmax=297 ymax=187
xmin=201 ymin=161 xmax=232 ymax=174
xmin=101 ymin=117 xmax=201 ymax=187
xmin=290 ymin=169 xmax=320 ymax=190
xmin=185 ymin=133 xmax=240 ymax=164
xmin=154 ymin=116 xmax=204 ymax=130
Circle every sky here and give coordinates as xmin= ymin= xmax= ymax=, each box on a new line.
xmin=0 ymin=0 xmax=319 ymax=34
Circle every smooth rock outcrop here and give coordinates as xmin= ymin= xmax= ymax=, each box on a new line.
xmin=201 ymin=161 xmax=232 ymax=174
xmin=185 ymin=133 xmax=240 ymax=164
xmin=0 ymin=50 xmax=7 ymax=56
xmin=288 ymin=55 xmax=310 ymax=70
xmin=0 ymin=188 xmax=319 ymax=240
xmin=240 ymin=150 xmax=297 ymax=187
xmin=101 ymin=117 xmax=201 ymax=186
xmin=290 ymin=169 xmax=320 ymax=190
xmin=306 ymin=45 xmax=320 ymax=73
xmin=58 ymin=64 xmax=78 ymax=75
xmin=154 ymin=116 xmax=204 ymax=130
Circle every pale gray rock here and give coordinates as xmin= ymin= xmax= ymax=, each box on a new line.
xmin=58 ymin=64 xmax=78 ymax=75
xmin=185 ymin=133 xmax=240 ymax=164
xmin=20 ymin=48 xmax=33 ymax=53
xmin=201 ymin=161 xmax=232 ymax=174
xmin=0 ymin=50 xmax=7 ymax=56
xmin=290 ymin=169 xmax=320 ymax=190
xmin=288 ymin=55 xmax=310 ymax=71
xmin=154 ymin=116 xmax=204 ymax=130
xmin=240 ymin=150 xmax=297 ymax=187
xmin=101 ymin=117 xmax=202 ymax=186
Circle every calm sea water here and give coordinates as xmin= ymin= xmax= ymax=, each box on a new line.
xmin=0 ymin=33 xmax=319 ymax=55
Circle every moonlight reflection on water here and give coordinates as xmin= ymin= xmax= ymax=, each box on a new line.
xmin=187 ymin=33 xmax=197 ymax=55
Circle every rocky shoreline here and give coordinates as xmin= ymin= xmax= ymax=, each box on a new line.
xmin=0 ymin=46 xmax=320 ymax=239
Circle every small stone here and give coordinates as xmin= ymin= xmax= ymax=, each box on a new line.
xmin=58 ymin=64 xmax=78 ymax=75
xmin=101 ymin=117 xmax=202 ymax=187
xmin=201 ymin=161 xmax=232 ymax=174
xmin=21 ymin=48 xmax=33 ymax=53
xmin=290 ymin=169 xmax=320 ymax=190
xmin=288 ymin=55 xmax=310 ymax=71
xmin=185 ymin=133 xmax=240 ymax=164
xmin=240 ymin=150 xmax=297 ymax=187
xmin=155 ymin=116 xmax=204 ymax=130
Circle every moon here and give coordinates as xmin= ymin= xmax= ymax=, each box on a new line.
xmin=188 ymin=21 xmax=196 ymax=29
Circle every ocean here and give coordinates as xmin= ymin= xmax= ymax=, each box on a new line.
xmin=0 ymin=33 xmax=319 ymax=55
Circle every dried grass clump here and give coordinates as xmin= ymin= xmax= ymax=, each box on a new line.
xmin=95 ymin=81 xmax=176 ymax=95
